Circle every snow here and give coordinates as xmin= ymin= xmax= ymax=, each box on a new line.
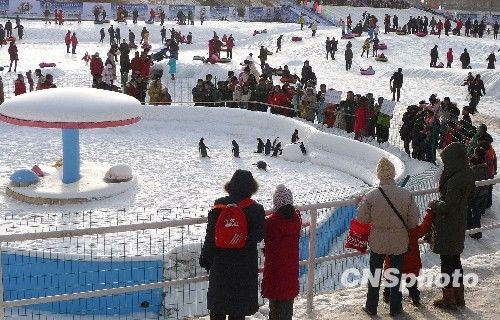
xmin=7 ymin=162 xmax=137 ymax=202
xmin=0 ymin=6 xmax=499 ymax=319
xmin=282 ymin=143 xmax=306 ymax=162
xmin=105 ymin=164 xmax=134 ymax=181
xmin=0 ymin=87 xmax=142 ymax=124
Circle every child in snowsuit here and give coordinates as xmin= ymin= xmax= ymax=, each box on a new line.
xmin=383 ymin=210 xmax=434 ymax=306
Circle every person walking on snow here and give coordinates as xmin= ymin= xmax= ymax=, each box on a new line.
xmin=64 ymin=30 xmax=71 ymax=53
xmin=298 ymin=15 xmax=305 ymax=30
xmin=446 ymin=48 xmax=453 ymax=68
xmin=8 ymin=40 xmax=18 ymax=72
xmin=276 ymin=35 xmax=283 ymax=53
xmin=390 ymin=68 xmax=404 ymax=102
xmin=430 ymin=45 xmax=439 ymax=68
xmin=71 ymin=32 xmax=78 ymax=54
xmin=99 ymin=28 xmax=105 ymax=43
xmin=486 ymin=52 xmax=496 ymax=69
xmin=361 ymin=38 xmax=370 ymax=58
xmin=311 ymin=21 xmax=318 ymax=37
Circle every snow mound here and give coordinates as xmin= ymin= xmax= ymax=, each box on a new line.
xmin=105 ymin=164 xmax=133 ymax=182
xmin=282 ymin=143 xmax=306 ymax=163
xmin=0 ymin=87 xmax=142 ymax=123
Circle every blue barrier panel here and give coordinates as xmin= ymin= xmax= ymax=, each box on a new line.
xmin=299 ymin=204 xmax=357 ymax=275
xmin=2 ymin=253 xmax=163 ymax=315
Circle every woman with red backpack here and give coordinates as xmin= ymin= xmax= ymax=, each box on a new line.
xmin=200 ymin=170 xmax=265 ymax=320
xmin=262 ymin=185 xmax=301 ymax=320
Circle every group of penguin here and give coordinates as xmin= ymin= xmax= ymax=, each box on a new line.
xmin=198 ymin=129 xmax=307 ymax=171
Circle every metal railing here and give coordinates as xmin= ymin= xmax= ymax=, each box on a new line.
xmin=0 ymin=177 xmax=497 ymax=319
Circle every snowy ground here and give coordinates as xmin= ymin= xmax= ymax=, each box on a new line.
xmin=0 ymin=4 xmax=499 ymax=318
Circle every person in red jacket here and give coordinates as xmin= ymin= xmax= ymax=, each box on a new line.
xmin=437 ymin=20 xmax=443 ymax=38
xmin=90 ymin=52 xmax=104 ymax=83
xmin=262 ymin=185 xmax=301 ymax=320
xmin=130 ymin=51 xmax=142 ymax=75
xmin=225 ymin=35 xmax=234 ymax=59
xmin=446 ymin=48 xmax=453 ymax=68
xmin=64 ymin=30 xmax=71 ymax=53
xmin=71 ymin=32 xmax=78 ymax=54
xmin=14 ymin=73 xmax=26 ymax=96
xmin=455 ymin=19 xmax=463 ymax=36
xmin=354 ymin=96 xmax=370 ymax=141
xmin=383 ymin=210 xmax=434 ymax=306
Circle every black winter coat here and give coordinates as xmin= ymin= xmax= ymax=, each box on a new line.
xmin=200 ymin=196 xmax=265 ymax=316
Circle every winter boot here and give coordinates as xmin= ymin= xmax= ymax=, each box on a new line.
xmin=433 ymin=288 xmax=456 ymax=309
xmin=454 ymin=285 xmax=465 ymax=307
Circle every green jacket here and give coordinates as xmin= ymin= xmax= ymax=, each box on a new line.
xmin=375 ymin=104 xmax=391 ymax=127
xmin=430 ymin=143 xmax=475 ymax=255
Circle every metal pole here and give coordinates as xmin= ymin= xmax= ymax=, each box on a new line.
xmin=62 ymin=128 xmax=81 ymax=184
xmin=306 ymin=208 xmax=318 ymax=315
xmin=0 ymin=242 xmax=4 ymax=319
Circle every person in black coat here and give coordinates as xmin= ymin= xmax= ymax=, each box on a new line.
xmin=5 ymin=20 xmax=12 ymax=37
xmin=99 ymin=28 xmax=105 ymax=43
xmin=460 ymin=49 xmax=471 ymax=69
xmin=330 ymin=37 xmax=338 ymax=60
xmin=200 ymin=170 xmax=265 ymax=320
xmin=276 ymin=35 xmax=283 ymax=53
xmin=199 ymin=138 xmax=210 ymax=157
xmin=430 ymin=45 xmax=439 ymax=68
xmin=291 ymin=129 xmax=299 ymax=143
xmin=255 ymin=138 xmax=264 ymax=153
xmin=232 ymin=140 xmax=240 ymax=157
xmin=390 ymin=68 xmax=404 ymax=102
xmin=265 ymin=139 xmax=272 ymax=155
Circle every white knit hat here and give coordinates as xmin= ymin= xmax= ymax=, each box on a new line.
xmin=377 ymin=157 xmax=396 ymax=181
xmin=273 ymin=184 xmax=293 ymax=210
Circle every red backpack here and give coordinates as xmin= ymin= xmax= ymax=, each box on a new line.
xmin=213 ymin=198 xmax=255 ymax=249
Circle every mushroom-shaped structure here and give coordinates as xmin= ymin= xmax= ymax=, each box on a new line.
xmin=0 ymin=88 xmax=142 ymax=184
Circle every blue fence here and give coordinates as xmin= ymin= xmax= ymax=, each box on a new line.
xmin=2 ymin=253 xmax=163 ymax=315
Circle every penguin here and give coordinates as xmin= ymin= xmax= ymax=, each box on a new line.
xmin=291 ymin=129 xmax=299 ymax=143
xmin=271 ymin=142 xmax=282 ymax=157
xmin=264 ymin=139 xmax=272 ymax=155
xmin=255 ymin=138 xmax=264 ymax=153
xmin=300 ymin=142 xmax=307 ymax=155
xmin=232 ymin=140 xmax=240 ymax=157
xmin=272 ymin=137 xmax=280 ymax=150
xmin=253 ymin=160 xmax=268 ymax=171
xmin=199 ymin=138 xmax=210 ymax=158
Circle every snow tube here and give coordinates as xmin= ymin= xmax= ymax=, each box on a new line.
xmin=291 ymin=36 xmax=302 ymax=42
xmin=39 ymin=62 xmax=56 ymax=68
xmin=377 ymin=43 xmax=387 ymax=50
xmin=416 ymin=32 xmax=427 ymax=37
xmin=396 ymin=31 xmax=407 ymax=35
xmin=360 ymin=68 xmax=375 ymax=75
xmin=218 ymin=58 xmax=231 ymax=63
xmin=145 ymin=20 xmax=154 ymax=24
xmin=352 ymin=33 xmax=361 ymax=37
xmin=375 ymin=56 xmax=388 ymax=62
xmin=341 ymin=34 xmax=355 ymax=39
xmin=193 ymin=55 xmax=205 ymax=61
xmin=6 ymin=36 xmax=16 ymax=42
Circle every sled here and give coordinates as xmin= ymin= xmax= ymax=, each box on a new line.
xmin=193 ymin=55 xmax=205 ymax=61
xmin=360 ymin=68 xmax=375 ymax=75
xmin=291 ymin=36 xmax=302 ymax=42
xmin=432 ymin=63 xmax=444 ymax=69
xmin=266 ymin=50 xmax=273 ymax=56
xmin=6 ymin=36 xmax=16 ymax=42
xmin=375 ymin=56 xmax=388 ymax=62
xmin=218 ymin=58 xmax=231 ymax=63
xmin=94 ymin=20 xmax=104 ymax=24
xmin=352 ymin=33 xmax=361 ymax=37
xmin=145 ymin=20 xmax=154 ymax=24
xmin=39 ymin=62 xmax=56 ymax=68
xmin=341 ymin=34 xmax=355 ymax=39
xmin=377 ymin=43 xmax=387 ymax=50
xmin=416 ymin=32 xmax=427 ymax=37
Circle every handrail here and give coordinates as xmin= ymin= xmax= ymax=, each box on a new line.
xmin=0 ymin=178 xmax=497 ymax=243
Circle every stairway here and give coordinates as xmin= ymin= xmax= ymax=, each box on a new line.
xmin=280 ymin=0 xmax=336 ymax=26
